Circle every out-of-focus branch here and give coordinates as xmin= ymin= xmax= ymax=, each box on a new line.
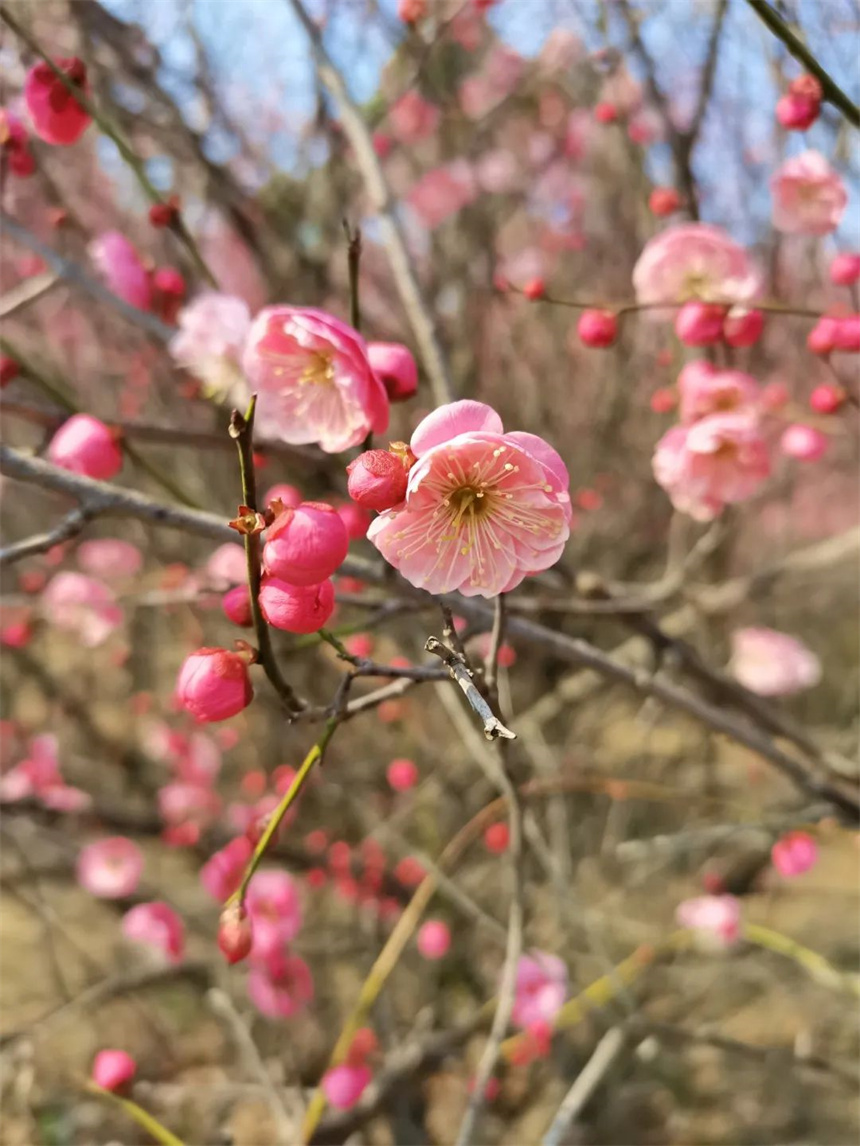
xmin=745 ymin=0 xmax=860 ymax=126
xmin=0 ymin=507 xmax=91 ymax=567
xmin=542 ymin=1027 xmax=627 ymax=1146
xmin=0 ymin=271 xmax=60 ymax=319
xmin=1 ymin=215 xmax=174 ymax=340
xmin=689 ymin=0 xmax=729 ymax=143
xmin=283 ymin=0 xmax=456 ymax=405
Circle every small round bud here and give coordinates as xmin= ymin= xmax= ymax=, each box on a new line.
xmin=218 ymin=901 xmax=253 ymax=964
xmin=416 ymin=919 xmax=451 ymax=960
xmin=723 ymin=307 xmax=764 ymax=347
xmin=675 ymin=302 xmax=726 ymax=346
xmin=484 ymin=821 xmax=510 ymax=853
xmin=829 ymin=253 xmax=860 ymax=287
xmin=259 ymin=577 xmax=335 ymax=634
xmin=577 ymin=309 xmax=618 ymax=348
xmin=222 ymin=584 xmax=253 ymax=627
xmin=780 ymin=424 xmax=829 ymax=461
xmin=176 ymin=647 xmax=253 ymax=722
xmin=648 ymin=186 xmax=681 ymax=216
xmin=522 ymin=277 xmax=546 ymax=301
xmin=367 ymin=342 xmax=418 ymax=402
xmin=47 ymin=414 xmax=123 ymax=480
xmin=347 ymin=450 xmax=409 ymax=511
xmin=650 ymin=387 xmax=677 ymax=414
xmin=0 ymin=356 xmax=20 ymax=388
xmin=92 ymin=1049 xmax=136 ymax=1092
xmin=807 ymin=317 xmax=839 ymax=356
xmin=809 ymin=383 xmax=845 ymax=414
xmin=263 ymin=502 xmax=348 ymax=586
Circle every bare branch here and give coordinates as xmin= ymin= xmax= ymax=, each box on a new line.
xmin=425 ymin=636 xmax=516 ymax=741
xmin=0 ymin=507 xmax=92 ymax=567
xmin=542 ymin=1027 xmax=627 ymax=1146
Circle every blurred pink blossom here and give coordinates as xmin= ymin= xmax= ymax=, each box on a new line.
xmin=89 ymin=232 xmax=152 ymax=310
xmin=729 ymin=627 xmax=821 ymax=696
xmin=47 ymin=415 xmax=123 ymax=480
xmin=539 ymin=28 xmax=584 ymax=73
xmin=408 ymin=161 xmax=478 ymax=228
xmin=122 ymin=901 xmax=185 ymax=963
xmin=368 ymin=400 xmax=572 ymax=596
xmin=246 ymin=870 xmax=302 ymax=961
xmin=25 ymin=57 xmax=91 ymax=145
xmin=205 ymin=543 xmax=247 ymax=588
xmin=242 ymin=307 xmax=389 ymax=453
xmin=41 ymin=572 xmax=123 ymax=647
xmin=652 ymin=412 xmax=770 ymax=520
xmin=201 ymin=835 xmax=253 ymax=901
xmin=77 ymin=836 xmax=143 ymax=898
xmin=677 ymin=362 xmax=759 ymax=424
xmin=389 ymin=91 xmax=440 ymax=143
xmin=322 ymin=1063 xmax=372 ymax=1110
xmin=92 ymin=1049 xmax=136 ymax=1092
xmin=676 ymin=894 xmax=740 ymax=946
xmin=247 ymin=952 xmax=314 ymax=1019
xmin=633 ymin=223 xmax=762 ymax=308
xmin=780 ymin=423 xmax=829 ymax=461
xmin=169 ymin=292 xmax=251 ymax=400
xmin=416 ymin=919 xmax=451 ymax=959
xmin=771 ymin=831 xmax=819 ymax=877
xmin=512 ymin=951 xmax=568 ymax=1029
xmin=771 ymin=151 xmax=847 ymax=235
xmin=77 ymin=539 xmax=142 ymax=580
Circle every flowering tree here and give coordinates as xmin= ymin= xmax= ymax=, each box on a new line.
xmin=1 ymin=1 xmax=859 ymax=1143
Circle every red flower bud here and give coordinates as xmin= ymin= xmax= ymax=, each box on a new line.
xmin=218 ymin=901 xmax=253 ymax=964
xmin=346 ymin=449 xmax=409 ymax=511
xmin=577 ymin=309 xmax=618 ymax=348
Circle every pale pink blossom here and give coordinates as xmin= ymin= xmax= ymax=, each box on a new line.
xmin=77 ymin=539 xmax=142 ymax=579
xmin=389 ymin=91 xmax=440 ymax=143
xmin=676 ymin=894 xmax=740 ymax=947
xmin=158 ymin=782 xmax=222 ymax=833
xmin=201 ymin=835 xmax=253 ymax=901
xmin=474 ymin=149 xmax=520 ymax=195
xmin=322 ymin=1064 xmax=372 ymax=1110
xmin=652 ymin=412 xmax=770 ymax=521
xmin=247 ymin=952 xmax=314 ymax=1019
xmin=77 ymin=837 xmax=143 ymax=898
xmin=41 ymin=572 xmax=123 ymax=647
xmin=771 ymin=150 xmax=847 ymax=235
xmin=122 ymin=901 xmax=185 ymax=963
xmin=780 ymin=423 xmax=829 ymax=461
xmin=729 ymin=627 xmax=821 ymax=696
xmin=242 ymin=307 xmax=389 ymax=453
xmin=89 ymin=232 xmax=151 ymax=310
xmin=633 ymin=223 xmax=762 ymax=309
xmin=771 ymin=831 xmax=818 ymax=877
xmin=368 ymin=401 xmax=571 ymax=596
xmin=677 ymin=362 xmax=759 ymax=424
xmin=511 ymin=951 xmax=568 ymax=1029
xmin=407 ymin=161 xmax=478 ymax=228
xmin=169 ymin=292 xmax=251 ymax=399
xmin=246 ymin=869 xmax=302 ymax=961
xmin=205 ymin=543 xmax=247 ymax=588
xmin=92 ymin=1049 xmax=136 ymax=1092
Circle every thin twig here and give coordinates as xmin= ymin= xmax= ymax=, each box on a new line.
xmin=284 ymin=0 xmax=455 ymax=404
xmin=745 ymin=0 xmax=860 ymax=126
xmin=0 ymin=271 xmax=60 ymax=318
xmin=0 ymin=506 xmax=91 ymax=566
xmin=229 ymin=397 xmax=305 ymax=717
xmin=542 ymin=1027 xmax=627 ymax=1146
xmin=425 ymin=636 xmax=516 ymax=741
xmin=483 ymin=593 xmax=507 ymax=700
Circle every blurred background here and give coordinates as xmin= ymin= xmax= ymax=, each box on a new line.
xmin=1 ymin=1 xmax=859 ymax=1143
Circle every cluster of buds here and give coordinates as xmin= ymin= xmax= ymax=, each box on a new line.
xmin=776 ymin=74 xmax=823 ymax=131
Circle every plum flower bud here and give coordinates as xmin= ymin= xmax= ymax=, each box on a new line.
xmin=152 ymin=266 xmax=186 ymax=324
xmin=397 ymin=0 xmax=427 ymax=22
xmin=835 ymin=315 xmax=860 ymax=352
xmin=92 ymin=1049 xmax=136 ymax=1093
xmin=24 ymin=58 xmax=91 ymax=145
xmin=218 ymin=901 xmax=253 ymax=964
xmin=347 ymin=450 xmax=409 ymax=511
xmin=594 ymin=101 xmax=618 ymax=123
xmin=386 ymin=758 xmax=418 ymax=792
xmin=263 ymin=502 xmax=348 ymax=586
xmin=367 ymin=342 xmax=418 ymax=402
xmin=259 ymin=577 xmax=335 ymax=634
xmin=322 ymin=1064 xmax=372 ymax=1111
xmin=47 ymin=414 xmax=122 ymax=480
xmin=830 ymin=253 xmax=860 ymax=287
xmin=416 ymin=919 xmax=451 ymax=960
xmin=522 ymin=277 xmax=546 ymax=300
xmin=780 ymin=424 xmax=829 ymax=461
xmin=809 ymin=384 xmax=845 ymax=414
xmin=771 ymin=831 xmax=818 ymax=878
xmin=807 ymin=316 xmax=839 ymax=356
xmin=650 ymin=387 xmax=677 ymax=414
xmin=776 ymin=75 xmax=822 ymax=131
xmin=89 ymin=232 xmax=152 ymax=311
xmin=577 ymin=309 xmax=618 ymax=348
xmin=222 ymin=584 xmax=253 ymax=627
xmin=484 ymin=821 xmax=510 ymax=853
xmin=337 ymin=502 xmax=372 ymax=540
xmin=648 ymin=186 xmax=682 ymax=216
xmin=176 ymin=648 xmax=253 ymax=722
xmin=675 ymin=302 xmax=726 ymax=346
xmin=0 ymin=355 xmax=20 ymax=387
xmin=723 ymin=307 xmax=764 ymax=347
xmin=263 ymin=483 xmax=302 ymax=511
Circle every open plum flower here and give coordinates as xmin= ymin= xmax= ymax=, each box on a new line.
xmin=632 ymin=223 xmax=762 ymax=309
xmin=242 ymin=306 xmax=389 ymax=453
xmin=367 ymin=401 xmax=572 ymax=597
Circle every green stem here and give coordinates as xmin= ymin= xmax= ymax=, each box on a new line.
xmin=231 ymin=719 xmax=339 ymax=905
xmin=231 ymin=396 xmax=304 ymax=716
xmin=743 ymin=922 xmax=860 ymax=996
xmin=85 ymin=1082 xmax=185 ymax=1146
xmin=0 ymin=4 xmax=219 ymax=285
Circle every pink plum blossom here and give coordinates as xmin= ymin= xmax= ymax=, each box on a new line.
xmin=77 ymin=837 xmax=143 ymax=898
xmin=367 ymin=342 xmax=418 ymax=402
xmin=218 ymin=901 xmax=253 ymax=964
xmin=367 ymin=401 xmax=572 ymax=596
xmin=47 ymin=415 xmax=123 ymax=480
xmin=25 ymin=58 xmax=91 ymax=145
xmin=729 ymin=627 xmax=821 ymax=696
xmin=336 ymin=501 xmax=372 ymax=541
xmin=652 ymin=412 xmax=770 ymax=521
xmin=387 ymin=758 xmax=419 ymax=792
xmin=222 ymin=584 xmax=252 ymax=627
xmin=201 ymin=835 xmax=253 ymax=901
xmin=205 ymin=543 xmax=247 ymax=588
xmin=780 ymin=424 xmax=829 ymax=461
xmin=771 ymin=831 xmax=819 ymax=878
xmin=263 ymin=483 xmax=303 ymax=511
xmin=677 ymin=362 xmax=759 ymax=424
xmin=633 ymin=223 xmax=761 ymax=309
xmin=771 ymin=151 xmax=847 ymax=235
xmin=0 ymin=733 xmax=90 ymax=811
xmin=169 ymin=292 xmax=251 ymax=399
xmin=158 ymin=782 xmax=222 ymax=835
xmin=122 ymin=901 xmax=185 ymax=963
xmin=416 ymin=919 xmax=451 ymax=960
xmin=830 ymin=253 xmax=860 ymax=287
xmin=76 ymin=539 xmax=142 ymax=579
xmin=259 ymin=577 xmax=335 ymax=633
xmin=322 ymin=1064 xmax=372 ymax=1110
xmin=246 ymin=869 xmax=302 ymax=961
xmin=407 ymin=161 xmax=478 ymax=228
xmin=247 ymin=952 xmax=314 ymax=1019
xmin=676 ymin=894 xmax=741 ymax=947
xmin=92 ymin=1049 xmax=136 ymax=1092
xmin=175 ymin=648 xmax=253 ymax=722
xmin=511 ymin=951 xmax=568 ymax=1029
xmin=41 ymin=572 xmax=123 ymax=647
xmin=389 ymin=91 xmax=440 ymax=143
xmin=89 ymin=233 xmax=152 ymax=310
xmin=242 ymin=307 xmax=389 ymax=453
